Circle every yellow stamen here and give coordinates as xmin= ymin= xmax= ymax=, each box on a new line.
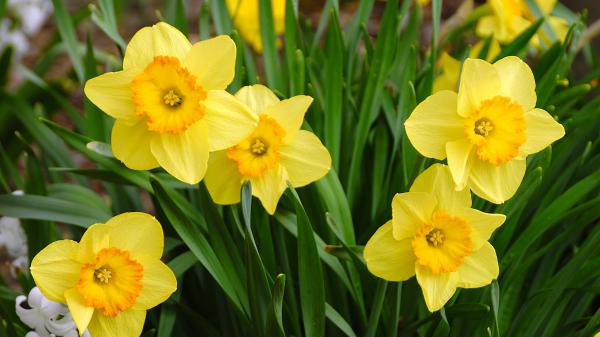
xmin=426 ymin=228 xmax=445 ymax=247
xmin=163 ymin=90 xmax=183 ymax=107
xmin=474 ymin=119 xmax=494 ymax=136
xmin=251 ymin=138 xmax=268 ymax=155
xmin=94 ymin=267 xmax=112 ymax=284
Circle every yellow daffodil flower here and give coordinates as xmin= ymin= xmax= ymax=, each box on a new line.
xmin=476 ymin=0 xmax=569 ymax=46
xmin=406 ymin=56 xmax=565 ymax=203
xmin=30 ymin=212 xmax=176 ymax=337
xmin=433 ymin=39 xmax=501 ymax=93
xmin=226 ymin=0 xmax=285 ymax=52
xmin=364 ymin=164 xmax=505 ymax=312
xmin=204 ymin=84 xmax=331 ymax=214
xmin=84 ymin=22 xmax=256 ymax=184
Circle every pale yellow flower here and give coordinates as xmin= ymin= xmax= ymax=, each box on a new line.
xmin=226 ymin=0 xmax=285 ymax=52
xmin=205 ymin=84 xmax=331 ymax=214
xmin=30 ymin=213 xmax=176 ymax=337
xmin=85 ymin=22 xmax=256 ymax=184
xmin=433 ymin=40 xmax=501 ymax=93
xmin=476 ymin=0 xmax=569 ymax=46
xmin=364 ymin=164 xmax=505 ymax=311
xmin=406 ymin=56 xmax=565 ymax=203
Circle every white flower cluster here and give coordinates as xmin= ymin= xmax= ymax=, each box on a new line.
xmin=0 ymin=0 xmax=53 ymax=59
xmin=16 ymin=287 xmax=90 ymax=337
xmin=0 ymin=191 xmax=28 ymax=273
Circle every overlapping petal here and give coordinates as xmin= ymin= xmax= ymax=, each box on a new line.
xmin=262 ymin=96 xmax=313 ymax=143
xmin=494 ymin=56 xmax=537 ymax=112
xmin=457 ymin=243 xmax=499 ymax=288
xmin=446 ymin=139 xmax=476 ymax=190
xmin=87 ymin=310 xmax=146 ymax=337
xmin=132 ymin=258 xmax=178 ymax=310
xmin=392 ymin=192 xmax=437 ymax=240
xmin=279 ymin=130 xmax=331 ymax=187
xmin=123 ymin=22 xmax=191 ymax=70
xmin=65 ymin=288 xmax=94 ymax=334
xmin=150 ymin=121 xmax=209 ymax=184
xmin=204 ymin=150 xmax=244 ymax=205
xmin=84 ymin=70 xmax=139 ymax=123
xmin=410 ymin=163 xmax=472 ymax=211
xmin=468 ymin=158 xmax=526 ymax=204
xmin=415 ymin=265 xmax=459 ymax=312
xmin=405 ymin=90 xmax=463 ymax=160
xmin=457 ymin=58 xmax=501 ymax=116
xmin=519 ymin=108 xmax=565 ymax=157
xmin=203 ymin=90 xmax=258 ymax=151
xmin=111 ymin=119 xmax=159 ymax=170
xmin=251 ymin=164 xmax=288 ymax=215
xmin=30 ymin=240 xmax=81 ymax=303
xmin=235 ymin=84 xmax=280 ymax=114
xmin=364 ymin=221 xmax=416 ymax=281
xmin=184 ymin=36 xmax=236 ymax=90
xmin=105 ymin=212 xmax=164 ymax=260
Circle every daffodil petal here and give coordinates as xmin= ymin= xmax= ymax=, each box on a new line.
xmin=204 ymin=150 xmax=244 ymax=205
xmin=364 ymin=221 xmax=416 ymax=281
xmin=203 ymin=90 xmax=258 ymax=151
xmin=184 ymin=35 xmax=236 ymax=90
xmin=392 ymin=192 xmax=437 ymax=240
xmin=493 ymin=56 xmax=537 ymax=112
xmin=88 ymin=310 xmax=146 ymax=337
xmin=457 ymin=242 xmax=499 ymax=288
xmin=468 ymin=158 xmax=526 ymax=204
xmin=548 ymin=16 xmax=569 ymax=42
xmin=84 ymin=70 xmax=139 ymax=123
xmin=410 ymin=163 xmax=472 ymax=211
xmin=262 ymin=95 xmax=313 ymax=143
xmin=30 ymin=240 xmax=81 ymax=303
xmin=111 ymin=119 xmax=159 ymax=170
xmin=446 ymin=138 xmax=476 ymax=190
xmin=279 ymin=130 xmax=331 ymax=187
xmin=132 ymin=258 xmax=177 ymax=310
xmin=251 ymin=165 xmax=288 ymax=215
xmin=519 ymin=108 xmax=565 ymax=157
xmin=536 ymin=0 xmax=556 ymax=14
xmin=433 ymin=52 xmax=461 ymax=93
xmin=458 ymin=58 xmax=501 ymax=117
xmin=123 ymin=22 xmax=191 ymax=70
xmin=65 ymin=288 xmax=94 ymax=334
xmin=106 ymin=212 xmax=164 ymax=260
xmin=150 ymin=121 xmax=209 ymax=184
xmin=415 ymin=265 xmax=459 ymax=312
xmin=404 ymin=90 xmax=463 ymax=160
xmin=475 ymin=16 xmax=498 ymax=38
xmin=235 ymin=84 xmax=280 ymax=114
xmin=77 ymin=224 xmax=111 ymax=262
xmin=450 ymin=207 xmax=505 ymax=250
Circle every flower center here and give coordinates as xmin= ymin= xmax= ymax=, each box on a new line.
xmin=464 ymin=96 xmax=526 ymax=165
xmin=163 ymin=89 xmax=183 ymax=107
xmin=426 ymin=228 xmax=445 ymax=247
xmin=77 ymin=247 xmax=143 ymax=317
xmin=94 ymin=267 xmax=112 ymax=284
xmin=227 ymin=115 xmax=286 ymax=177
xmin=474 ymin=118 xmax=494 ymax=136
xmin=131 ymin=56 xmax=206 ymax=134
xmin=412 ymin=210 xmax=472 ymax=274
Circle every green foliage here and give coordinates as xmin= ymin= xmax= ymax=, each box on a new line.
xmin=0 ymin=1 xmax=598 ymax=336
